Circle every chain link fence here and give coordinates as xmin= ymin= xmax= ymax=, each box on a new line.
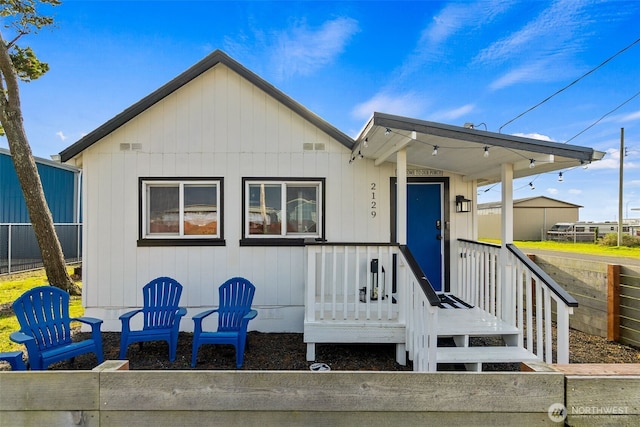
xmin=0 ymin=223 xmax=82 ymax=275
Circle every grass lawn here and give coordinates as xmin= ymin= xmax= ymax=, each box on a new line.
xmin=482 ymin=239 xmax=640 ymax=260
xmin=0 ymin=267 xmax=82 ymax=353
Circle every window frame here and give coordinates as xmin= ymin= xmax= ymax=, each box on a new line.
xmin=138 ymin=177 xmax=225 ymax=247
xmin=241 ymin=177 xmax=325 ymax=246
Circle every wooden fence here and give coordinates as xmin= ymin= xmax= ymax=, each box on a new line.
xmin=528 ymin=254 xmax=640 ymax=348
xmin=2 ymin=361 xmax=638 ymax=426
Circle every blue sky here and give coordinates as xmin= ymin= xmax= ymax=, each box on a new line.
xmin=3 ymin=0 xmax=640 ymax=221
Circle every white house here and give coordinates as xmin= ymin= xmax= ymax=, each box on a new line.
xmin=60 ymin=50 xmax=605 ymax=371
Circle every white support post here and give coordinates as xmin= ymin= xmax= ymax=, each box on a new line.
xmin=397 ymin=148 xmax=407 ymax=245
xmin=501 ymin=163 xmax=514 ymax=245
xmin=500 ymin=163 xmax=514 ymax=324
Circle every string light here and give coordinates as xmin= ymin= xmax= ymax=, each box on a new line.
xmin=558 ymin=172 xmax=563 ymax=182
xmin=385 ymin=128 xmax=391 ymax=136
xmin=432 ymin=145 xmax=439 ymax=156
xmin=529 ymin=159 xmax=536 ymax=169
xmin=484 ymin=146 xmax=489 ymax=158
xmin=529 ymin=182 xmax=535 ymax=190
xmin=363 ymin=138 xmax=368 ymax=148
xmin=358 ymin=150 xmax=364 ymax=159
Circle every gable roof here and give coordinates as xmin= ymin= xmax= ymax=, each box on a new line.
xmin=60 ymin=50 xmax=354 ymax=162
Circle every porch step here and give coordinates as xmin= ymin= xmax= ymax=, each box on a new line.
xmin=437 ymin=305 xmax=523 ymax=348
xmin=437 ymin=346 xmax=539 ymax=371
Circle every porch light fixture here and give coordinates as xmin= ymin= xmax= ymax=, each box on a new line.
xmin=483 ymin=146 xmax=489 ymax=157
xmin=455 ymin=195 xmax=472 ymax=213
xmin=529 ymin=159 xmax=536 ymax=169
xmin=432 ymin=145 xmax=439 ymax=156
xmin=558 ymin=172 xmax=563 ymax=182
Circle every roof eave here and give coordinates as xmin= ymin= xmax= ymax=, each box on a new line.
xmin=367 ymin=112 xmax=603 ymax=164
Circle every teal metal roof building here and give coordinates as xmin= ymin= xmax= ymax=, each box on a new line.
xmin=0 ymin=148 xmax=80 ymax=223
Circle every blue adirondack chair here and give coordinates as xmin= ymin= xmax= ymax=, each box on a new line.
xmin=0 ymin=351 xmax=26 ymax=371
xmin=119 ymin=277 xmax=187 ymax=362
xmin=191 ymin=277 xmax=258 ymax=368
xmin=10 ymin=286 xmax=104 ymax=370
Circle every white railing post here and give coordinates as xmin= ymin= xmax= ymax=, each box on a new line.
xmin=305 ymin=246 xmax=318 ymax=323
xmin=556 ymin=303 xmax=572 ymax=364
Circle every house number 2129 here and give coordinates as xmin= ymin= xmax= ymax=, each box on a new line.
xmin=370 ymin=183 xmax=377 ymax=218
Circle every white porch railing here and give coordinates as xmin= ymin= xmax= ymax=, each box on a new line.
xmin=304 ymin=244 xmax=400 ymax=323
xmin=458 ymin=239 xmax=578 ymax=364
xmin=304 ymin=242 xmax=441 ymax=371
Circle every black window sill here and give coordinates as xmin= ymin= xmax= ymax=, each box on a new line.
xmin=240 ymin=238 xmax=307 ymax=247
xmin=137 ymin=238 xmax=226 ymax=247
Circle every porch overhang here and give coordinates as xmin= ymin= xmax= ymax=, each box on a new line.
xmin=353 ymin=112 xmax=605 ymax=185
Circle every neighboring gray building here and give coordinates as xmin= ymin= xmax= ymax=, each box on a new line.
xmin=478 ymin=196 xmax=581 ymax=241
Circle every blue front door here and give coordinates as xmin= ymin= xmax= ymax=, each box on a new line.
xmin=407 ymin=183 xmax=444 ymax=291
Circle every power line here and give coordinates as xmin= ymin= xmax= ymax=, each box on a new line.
xmin=499 ymin=37 xmax=640 ymax=133
xmin=564 ymin=89 xmax=640 ymax=144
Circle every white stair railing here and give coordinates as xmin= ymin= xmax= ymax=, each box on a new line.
xmin=458 ymin=239 xmax=578 ymax=364
xmin=398 ymin=246 xmax=440 ymax=372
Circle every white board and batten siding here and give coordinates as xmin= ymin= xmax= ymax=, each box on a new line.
xmin=78 ymin=63 xmax=397 ymax=332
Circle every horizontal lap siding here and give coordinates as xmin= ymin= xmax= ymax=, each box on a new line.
xmin=82 ymin=63 xmax=392 ymax=331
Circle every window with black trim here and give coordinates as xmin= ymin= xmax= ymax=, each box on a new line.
xmin=139 ymin=178 xmax=223 ymax=244
xmin=243 ymin=178 xmax=323 ymax=240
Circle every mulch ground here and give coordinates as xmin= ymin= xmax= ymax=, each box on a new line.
xmin=21 ymin=327 xmax=639 ymax=372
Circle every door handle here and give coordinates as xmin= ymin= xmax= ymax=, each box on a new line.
xmin=436 ymin=234 xmax=443 ymax=240
xmin=435 ymin=220 xmax=441 ymax=230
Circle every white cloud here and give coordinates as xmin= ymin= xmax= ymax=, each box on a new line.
xmin=475 ymin=0 xmax=614 ymax=89
xmin=430 ymin=104 xmax=475 ymax=122
xmin=621 ymin=110 xmax=640 ymax=122
xmin=488 ymin=59 xmax=563 ymax=90
xmin=271 ymin=17 xmax=360 ymax=79
xmin=396 ymin=1 xmax=512 ymax=79
xmin=568 ymin=189 xmax=583 ymax=195
xmin=547 ymin=188 xmax=559 ymax=195
xmin=422 ymin=1 xmax=511 ymax=49
xmin=56 ymin=131 xmax=67 ymax=141
xmin=474 ymin=0 xmax=587 ymax=66
xmin=587 ymin=147 xmax=639 ymax=170
xmin=512 ymin=132 xmax=554 ymax=142
xmin=223 ymin=16 xmax=359 ymax=81
xmin=351 ymin=91 xmax=429 ymax=121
